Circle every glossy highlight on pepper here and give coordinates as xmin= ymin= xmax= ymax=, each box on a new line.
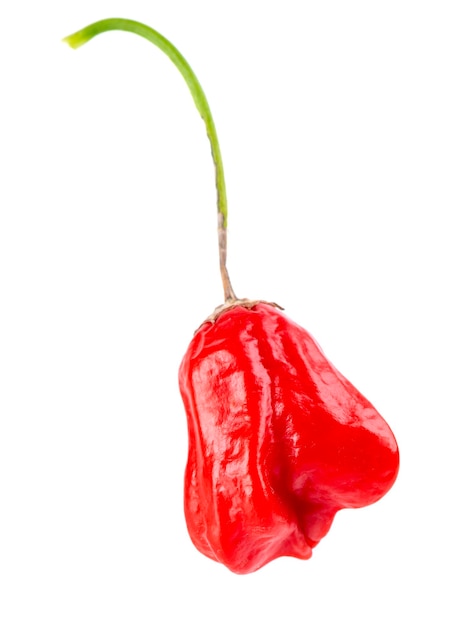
xmin=179 ymin=303 xmax=399 ymax=574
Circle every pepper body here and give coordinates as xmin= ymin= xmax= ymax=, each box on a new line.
xmin=179 ymin=303 xmax=399 ymax=574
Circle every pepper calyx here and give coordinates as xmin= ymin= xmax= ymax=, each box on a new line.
xmin=198 ymin=299 xmax=284 ymax=329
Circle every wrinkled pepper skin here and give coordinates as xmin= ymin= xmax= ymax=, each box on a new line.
xmin=179 ymin=303 xmax=399 ymax=574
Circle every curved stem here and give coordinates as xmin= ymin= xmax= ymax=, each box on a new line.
xmin=63 ymin=18 xmax=237 ymax=302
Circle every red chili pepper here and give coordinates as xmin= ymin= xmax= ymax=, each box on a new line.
xmin=179 ymin=302 xmax=399 ymax=574
xmin=64 ymin=19 xmax=399 ymax=574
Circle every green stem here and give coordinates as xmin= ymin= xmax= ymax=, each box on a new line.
xmin=63 ymin=18 xmax=237 ymax=302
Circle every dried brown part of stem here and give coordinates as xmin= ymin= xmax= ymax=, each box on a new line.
xmin=218 ymin=212 xmax=237 ymax=302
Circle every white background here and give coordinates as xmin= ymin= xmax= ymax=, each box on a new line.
xmin=1 ymin=1 xmax=461 ymax=624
